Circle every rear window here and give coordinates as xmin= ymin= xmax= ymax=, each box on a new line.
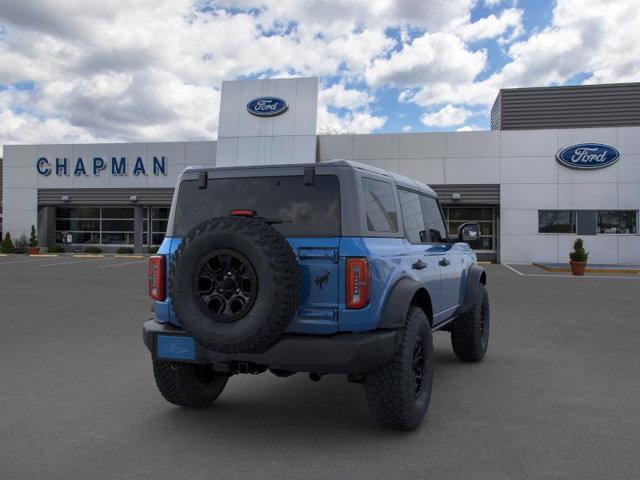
xmin=173 ymin=175 xmax=341 ymax=237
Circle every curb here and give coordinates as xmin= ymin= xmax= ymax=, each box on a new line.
xmin=533 ymin=263 xmax=640 ymax=275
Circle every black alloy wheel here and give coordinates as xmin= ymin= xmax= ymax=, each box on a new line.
xmin=193 ymin=249 xmax=258 ymax=323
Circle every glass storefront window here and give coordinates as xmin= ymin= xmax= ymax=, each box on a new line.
xmin=55 ymin=206 xmax=135 ymax=246
xmin=538 ymin=210 xmax=577 ymax=233
xmin=145 ymin=206 xmax=170 ymax=246
xmin=597 ymin=210 xmax=638 ymax=234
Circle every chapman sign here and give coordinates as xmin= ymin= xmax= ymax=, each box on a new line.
xmin=36 ymin=156 xmax=167 ymax=177
xmin=246 ymin=97 xmax=288 ymax=117
xmin=556 ymin=143 xmax=620 ymax=170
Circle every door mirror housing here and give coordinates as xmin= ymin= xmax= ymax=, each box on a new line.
xmin=457 ymin=222 xmax=480 ymax=243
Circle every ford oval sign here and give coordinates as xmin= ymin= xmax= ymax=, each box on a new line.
xmin=556 ymin=143 xmax=620 ymax=170
xmin=247 ymin=97 xmax=288 ymax=117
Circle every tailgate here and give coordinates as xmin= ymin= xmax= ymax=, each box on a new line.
xmin=286 ymin=238 xmax=341 ymax=334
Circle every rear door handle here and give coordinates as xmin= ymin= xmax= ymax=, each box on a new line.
xmin=439 ymin=258 xmax=451 ymax=267
xmin=412 ymin=259 xmax=427 ymax=270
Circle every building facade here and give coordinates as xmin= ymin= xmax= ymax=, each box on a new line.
xmin=2 ymin=78 xmax=639 ymax=264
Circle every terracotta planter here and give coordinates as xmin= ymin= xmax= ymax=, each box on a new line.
xmin=569 ymin=261 xmax=587 ymax=276
xmin=28 ymin=246 xmax=40 ymax=255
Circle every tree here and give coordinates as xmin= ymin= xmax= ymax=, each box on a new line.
xmin=1 ymin=232 xmax=15 ymax=253
xmin=29 ymin=225 xmax=38 ymax=248
xmin=317 ymin=123 xmax=355 ymax=135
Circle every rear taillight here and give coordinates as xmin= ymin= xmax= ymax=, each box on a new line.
xmin=148 ymin=255 xmax=166 ymax=301
xmin=346 ymin=258 xmax=370 ymax=309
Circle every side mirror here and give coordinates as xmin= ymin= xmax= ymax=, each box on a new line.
xmin=457 ymin=222 xmax=480 ymax=243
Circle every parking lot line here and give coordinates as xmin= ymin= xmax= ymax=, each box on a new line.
xmin=502 ymin=263 xmax=524 ymax=276
xmin=98 ymin=260 xmax=146 ymax=269
xmin=502 ymin=263 xmax=640 ymax=279
xmin=38 ymin=258 xmax=103 ymax=267
xmin=0 ymin=257 xmax=55 ymax=266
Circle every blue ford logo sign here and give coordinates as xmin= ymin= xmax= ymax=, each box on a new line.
xmin=247 ymin=97 xmax=288 ymax=117
xmin=556 ymin=143 xmax=620 ymax=170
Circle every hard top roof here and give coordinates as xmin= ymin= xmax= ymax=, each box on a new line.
xmin=183 ymin=159 xmax=437 ymax=196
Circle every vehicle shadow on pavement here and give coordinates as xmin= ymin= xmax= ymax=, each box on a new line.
xmin=143 ymin=348 xmax=467 ymax=438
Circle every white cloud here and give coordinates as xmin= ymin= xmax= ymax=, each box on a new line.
xmin=459 ymin=7 xmax=523 ymax=42
xmin=319 ymin=84 xmax=373 ymax=110
xmin=366 ymin=32 xmax=486 ymax=88
xmin=420 ymin=105 xmax=472 ymax=127
xmin=317 ymin=105 xmax=386 ymax=134
xmin=404 ymin=0 xmax=640 ymax=111
xmin=0 ymin=0 xmax=638 ymax=147
xmin=402 ymin=125 xmax=413 ymax=132
xmin=456 ymin=125 xmax=484 ymax=132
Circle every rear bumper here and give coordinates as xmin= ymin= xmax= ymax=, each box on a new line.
xmin=143 ymin=320 xmax=400 ymax=374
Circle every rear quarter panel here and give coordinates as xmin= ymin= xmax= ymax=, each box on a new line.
xmin=337 ymin=237 xmax=412 ymax=332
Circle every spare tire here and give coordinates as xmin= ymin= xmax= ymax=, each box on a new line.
xmin=169 ymin=216 xmax=300 ymax=353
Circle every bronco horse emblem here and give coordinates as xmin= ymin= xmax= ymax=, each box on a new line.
xmin=315 ymin=271 xmax=330 ymax=290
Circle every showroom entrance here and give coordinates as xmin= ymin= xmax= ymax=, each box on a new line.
xmin=36 ymin=188 xmax=175 ymax=253
xmin=432 ymin=184 xmax=500 ymax=262
xmin=443 ymin=206 xmax=498 ymax=262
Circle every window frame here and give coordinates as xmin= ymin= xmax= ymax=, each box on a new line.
xmin=359 ymin=175 xmax=402 ymax=237
xmin=537 ymin=209 xmax=639 ymax=236
xmin=397 ymin=188 xmax=428 ymax=245
xmin=419 ymin=193 xmax=450 ymax=245
xmin=538 ymin=210 xmax=578 ymax=234
xmin=596 ymin=210 xmax=639 ymax=235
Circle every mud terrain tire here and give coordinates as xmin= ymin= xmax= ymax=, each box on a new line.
xmin=170 ymin=217 xmax=300 ymax=353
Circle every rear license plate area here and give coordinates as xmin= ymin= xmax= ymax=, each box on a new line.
xmin=156 ymin=335 xmax=196 ymax=361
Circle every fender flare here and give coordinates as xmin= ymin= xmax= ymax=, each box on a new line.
xmin=378 ymin=277 xmax=431 ymax=329
xmin=460 ymin=264 xmax=487 ymax=314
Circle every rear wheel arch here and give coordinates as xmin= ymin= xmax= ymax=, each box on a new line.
xmin=378 ymin=278 xmax=433 ymax=329
xmin=410 ymin=288 xmax=433 ymax=327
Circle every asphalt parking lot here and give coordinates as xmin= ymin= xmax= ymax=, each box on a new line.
xmin=1 ymin=256 xmax=639 ymax=479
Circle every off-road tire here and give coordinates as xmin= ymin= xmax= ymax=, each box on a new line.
xmin=364 ymin=307 xmax=433 ymax=431
xmin=451 ymin=283 xmax=490 ymax=362
xmin=170 ymin=217 xmax=300 ymax=353
xmin=153 ymin=361 xmax=228 ymax=408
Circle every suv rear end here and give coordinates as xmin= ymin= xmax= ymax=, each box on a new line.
xmin=143 ymin=160 xmax=490 ymax=430
xmin=151 ymin=162 xmax=374 ymax=336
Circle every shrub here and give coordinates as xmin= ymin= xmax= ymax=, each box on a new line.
xmin=1 ymin=233 xmax=15 ymax=253
xmin=47 ymin=244 xmax=66 ymax=254
xmin=116 ymin=247 xmax=135 ymax=254
xmin=569 ymin=238 xmax=589 ymax=262
xmin=13 ymin=235 xmax=29 ymax=254
xmin=83 ymin=246 xmax=103 ymax=254
xmin=29 ymin=225 xmax=38 ymax=248
xmin=148 ymin=245 xmax=159 ymax=254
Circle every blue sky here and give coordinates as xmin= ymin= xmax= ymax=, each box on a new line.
xmin=0 ymin=0 xmax=638 ymax=150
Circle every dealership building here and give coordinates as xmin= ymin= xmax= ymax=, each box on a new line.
xmin=1 ymin=78 xmax=639 ymax=264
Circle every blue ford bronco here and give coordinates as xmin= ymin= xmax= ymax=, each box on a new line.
xmin=144 ymin=160 xmax=489 ymax=430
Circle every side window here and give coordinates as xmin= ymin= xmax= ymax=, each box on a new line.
xmin=398 ymin=189 xmax=427 ymax=244
xmin=361 ymin=177 xmax=398 ymax=233
xmin=420 ymin=195 xmax=448 ymax=243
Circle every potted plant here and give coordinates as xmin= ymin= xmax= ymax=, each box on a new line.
xmin=569 ymin=238 xmax=589 ymax=276
xmin=28 ymin=225 xmax=40 ymax=255
xmin=1 ymin=232 xmax=15 ymax=254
